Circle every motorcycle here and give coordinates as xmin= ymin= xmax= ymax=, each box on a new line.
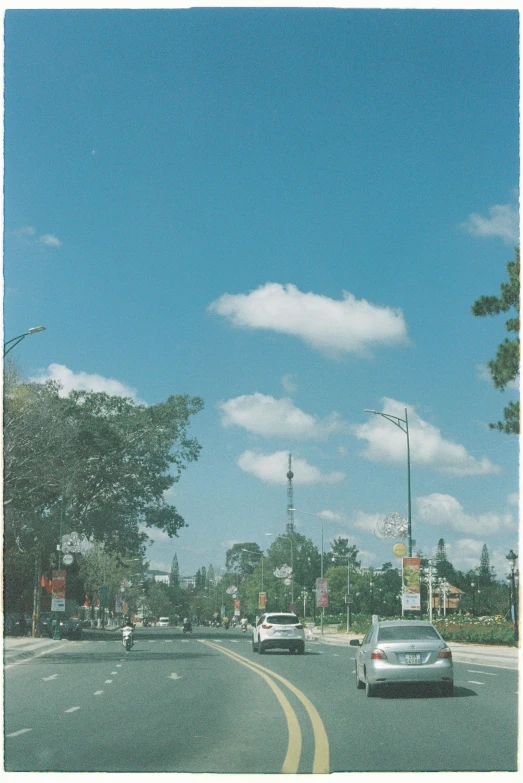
xmin=122 ymin=626 xmax=133 ymax=651
xmin=182 ymin=622 xmax=192 ymax=634
xmin=241 ymin=623 xmax=247 ymax=633
xmin=142 ymin=618 xmax=149 ymax=627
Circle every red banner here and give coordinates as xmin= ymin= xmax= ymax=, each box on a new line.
xmin=51 ymin=570 xmax=66 ymax=600
xmin=316 ymin=578 xmax=328 ymax=608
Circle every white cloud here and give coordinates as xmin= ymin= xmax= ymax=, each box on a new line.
xmin=237 ymin=450 xmax=345 ymax=485
xmin=461 ymin=202 xmax=519 ymax=244
xmin=12 ymin=226 xmax=62 ymax=247
xmin=354 ymin=397 xmax=500 ymax=476
xmin=31 ymin=363 xmax=145 ymax=403
xmin=441 ymin=539 xmax=515 ymax=579
xmin=218 ymin=393 xmax=343 ymax=439
xmin=281 ymin=374 xmax=297 ymax=394
xmin=208 ymin=283 xmax=408 ymax=357
xmin=415 ymin=493 xmax=516 ymax=536
xmin=39 ymin=233 xmax=62 ymax=247
xmin=507 ymin=492 xmax=519 ymax=507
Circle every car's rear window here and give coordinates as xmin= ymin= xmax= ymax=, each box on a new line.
xmin=377 ymin=625 xmax=440 ymax=642
xmin=267 ymin=615 xmax=299 ymax=625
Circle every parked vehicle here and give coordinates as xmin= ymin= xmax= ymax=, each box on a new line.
xmin=157 ymin=617 xmax=170 ymax=627
xmin=350 ymin=619 xmax=454 ymax=697
xmin=4 ymin=613 xmax=31 ymax=636
xmin=252 ymin=612 xmax=305 ymax=655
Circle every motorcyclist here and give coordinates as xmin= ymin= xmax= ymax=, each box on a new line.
xmin=183 ymin=617 xmax=192 ymax=632
xmin=122 ymin=616 xmax=135 ymax=646
xmin=240 ymin=617 xmax=248 ymax=631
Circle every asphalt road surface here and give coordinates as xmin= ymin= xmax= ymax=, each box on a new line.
xmin=4 ymin=624 xmax=518 ymax=773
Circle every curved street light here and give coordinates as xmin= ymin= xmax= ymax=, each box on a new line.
xmin=4 ymin=326 xmax=46 ymax=357
xmin=364 ymin=408 xmax=412 ymax=557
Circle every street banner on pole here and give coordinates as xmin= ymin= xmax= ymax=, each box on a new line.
xmin=316 ymin=578 xmax=328 ymax=608
xmin=402 ymin=557 xmax=421 ymax=611
xmin=51 ymin=570 xmax=66 ymax=611
xmin=100 ymin=586 xmax=109 ymax=607
xmin=259 ymin=592 xmax=266 ymax=609
xmin=234 ymin=599 xmax=241 ymax=616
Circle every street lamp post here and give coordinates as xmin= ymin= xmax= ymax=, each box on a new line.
xmin=242 ymin=549 xmax=264 ymax=592
xmin=506 ymin=549 xmax=518 ymax=644
xmin=422 ymin=561 xmax=437 ymax=623
xmin=470 ymin=581 xmax=475 ymax=616
xmin=289 ymin=508 xmax=325 ymax=635
xmin=4 ymin=326 xmax=46 ymax=357
xmin=364 ymin=408 xmax=412 ymax=557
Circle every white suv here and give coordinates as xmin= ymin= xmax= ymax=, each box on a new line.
xmin=252 ymin=612 xmax=305 ymax=655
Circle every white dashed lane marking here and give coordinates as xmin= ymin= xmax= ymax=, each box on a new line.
xmin=467 ymin=681 xmax=485 ymax=685
xmin=65 ymin=706 xmax=81 ymax=713
xmin=7 ymin=729 xmax=32 ymax=737
xmin=468 ymin=670 xmax=497 ymax=676
xmin=105 ymin=679 xmax=113 ymax=684
xmin=94 ymin=691 xmax=104 ymax=696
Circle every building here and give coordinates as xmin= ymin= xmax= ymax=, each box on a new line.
xmin=432 ymin=583 xmax=464 ymax=614
xmin=147 ymin=570 xmax=170 ymax=585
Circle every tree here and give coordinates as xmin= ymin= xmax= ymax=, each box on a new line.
xmin=170 ymin=554 xmax=180 ymax=588
xmin=472 ymin=248 xmax=520 ymax=433
xmin=326 ymin=537 xmax=361 ymax=571
xmin=435 ymin=538 xmax=457 ymax=584
xmin=225 ymin=543 xmax=263 ymax=577
xmin=478 ymin=544 xmax=496 ymax=585
xmin=3 ymin=371 xmax=204 ymax=612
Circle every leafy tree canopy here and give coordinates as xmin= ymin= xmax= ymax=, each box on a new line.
xmin=472 ymin=248 xmax=520 ymax=433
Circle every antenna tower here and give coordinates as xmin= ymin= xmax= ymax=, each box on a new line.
xmin=286 ymin=453 xmax=295 ymax=534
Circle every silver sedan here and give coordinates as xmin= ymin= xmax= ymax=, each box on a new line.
xmin=350 ymin=620 xmax=453 ymax=697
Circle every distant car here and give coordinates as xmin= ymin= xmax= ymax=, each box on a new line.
xmin=38 ymin=614 xmax=82 ymax=639
xmin=252 ymin=612 xmax=305 ymax=655
xmin=157 ymin=617 xmax=170 ymax=627
xmin=61 ymin=617 xmax=83 ymax=639
xmin=350 ymin=620 xmax=453 ymax=697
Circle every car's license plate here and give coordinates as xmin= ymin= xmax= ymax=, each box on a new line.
xmin=405 ymin=653 xmax=421 ymax=664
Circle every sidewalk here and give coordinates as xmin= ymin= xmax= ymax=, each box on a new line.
xmin=307 ymin=626 xmax=519 ymax=670
xmin=3 ymin=636 xmax=73 ymax=667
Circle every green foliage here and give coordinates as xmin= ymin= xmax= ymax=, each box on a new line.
xmin=471 ymin=248 xmax=520 ymax=434
xmin=3 ymin=368 xmax=203 ymax=611
xmin=225 ymin=543 xmax=263 ymax=576
xmin=434 ymin=617 xmax=517 ymax=646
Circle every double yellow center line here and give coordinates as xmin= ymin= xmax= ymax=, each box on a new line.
xmin=199 ymin=640 xmax=329 ymax=774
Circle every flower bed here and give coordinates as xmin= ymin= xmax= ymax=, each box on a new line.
xmin=333 ymin=614 xmax=517 ymax=646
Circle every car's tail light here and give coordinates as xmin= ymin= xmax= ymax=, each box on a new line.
xmin=371 ymin=648 xmax=388 ymax=660
xmin=438 ymin=646 xmax=452 ymax=659
xmin=295 ymin=624 xmax=303 ymax=629
xmin=261 ymin=623 xmax=273 ymax=629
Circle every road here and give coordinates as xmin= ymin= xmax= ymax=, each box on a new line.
xmin=4 ymin=624 xmax=518 ymax=773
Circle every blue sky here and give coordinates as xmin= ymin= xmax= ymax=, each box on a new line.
xmin=3 ymin=7 xmax=519 ymax=582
